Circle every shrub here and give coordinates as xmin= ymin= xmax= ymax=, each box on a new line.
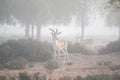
xmin=73 ymin=76 xmax=82 ymax=80
xmin=68 ymin=42 xmax=90 ymax=54
xmin=59 ymin=76 xmax=72 ymax=80
xmin=33 ymin=72 xmax=40 ymax=80
xmin=110 ymin=65 xmax=120 ymax=71
xmin=19 ymin=72 xmax=31 ymax=80
xmin=103 ymin=60 xmax=112 ymax=66
xmin=0 ymin=75 xmax=7 ymax=80
xmin=39 ymin=75 xmax=46 ymax=80
xmin=28 ymin=64 xmax=34 ymax=68
xmin=97 ymin=60 xmax=112 ymax=66
xmin=99 ymin=40 xmax=120 ymax=54
xmin=84 ymin=73 xmax=120 ymax=80
xmin=97 ymin=61 xmax=103 ymax=66
xmin=112 ymin=73 xmax=120 ymax=80
xmin=0 ymin=39 xmax=53 ymax=64
xmin=45 ymin=61 xmax=60 ymax=71
xmin=84 ymin=74 xmax=111 ymax=80
xmin=3 ymin=57 xmax=27 ymax=70
xmin=0 ymin=45 xmax=12 ymax=64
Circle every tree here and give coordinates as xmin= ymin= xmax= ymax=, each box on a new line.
xmin=76 ymin=0 xmax=94 ymax=40
xmin=5 ymin=0 xmax=49 ymax=40
xmin=4 ymin=0 xmax=95 ymax=41
xmin=106 ymin=0 xmax=120 ymax=40
xmin=47 ymin=0 xmax=90 ymax=40
xmin=5 ymin=0 xmax=32 ymax=38
xmin=0 ymin=0 xmax=12 ymax=25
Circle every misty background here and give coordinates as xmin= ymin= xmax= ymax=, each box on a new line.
xmin=0 ymin=0 xmax=120 ymax=79
xmin=0 ymin=0 xmax=119 ymax=43
xmin=0 ymin=16 xmax=118 ymax=42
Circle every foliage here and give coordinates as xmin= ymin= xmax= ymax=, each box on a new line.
xmin=0 ymin=75 xmax=7 ymax=80
xmin=19 ymin=72 xmax=31 ymax=80
xmin=0 ymin=72 xmax=120 ymax=80
xmin=59 ymin=74 xmax=120 ymax=80
xmin=110 ymin=65 xmax=120 ymax=71
xmin=44 ymin=61 xmax=60 ymax=71
xmin=97 ymin=60 xmax=112 ymax=66
xmin=0 ymin=39 xmax=52 ymax=63
xmin=84 ymin=74 xmax=112 ymax=80
xmin=99 ymin=40 xmax=120 ymax=54
xmin=39 ymin=75 xmax=46 ymax=80
xmin=0 ymin=0 xmax=10 ymax=24
xmin=73 ymin=76 xmax=82 ymax=80
xmin=33 ymin=72 xmax=40 ymax=80
xmin=68 ymin=42 xmax=91 ymax=54
xmin=106 ymin=0 xmax=120 ymax=40
xmin=3 ymin=57 xmax=27 ymax=70
xmin=28 ymin=64 xmax=34 ymax=68
xmin=59 ymin=76 xmax=72 ymax=80
xmin=84 ymin=73 xmax=120 ymax=80
xmin=19 ymin=72 xmax=46 ymax=80
xmin=0 ymin=39 xmax=53 ymax=70
xmin=112 ymin=73 xmax=120 ymax=80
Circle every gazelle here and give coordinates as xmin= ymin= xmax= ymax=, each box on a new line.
xmin=49 ymin=28 xmax=69 ymax=63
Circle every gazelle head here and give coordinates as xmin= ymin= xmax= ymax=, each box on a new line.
xmin=49 ymin=28 xmax=61 ymax=41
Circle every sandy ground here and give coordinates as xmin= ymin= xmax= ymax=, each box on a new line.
xmin=0 ymin=52 xmax=120 ymax=79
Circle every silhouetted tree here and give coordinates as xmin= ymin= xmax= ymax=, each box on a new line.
xmin=106 ymin=0 xmax=120 ymax=40
xmin=0 ymin=0 xmax=13 ymax=25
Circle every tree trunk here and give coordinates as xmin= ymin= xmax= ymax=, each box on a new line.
xmin=31 ymin=25 xmax=34 ymax=39
xmin=80 ymin=1 xmax=86 ymax=40
xmin=81 ymin=22 xmax=85 ymax=40
xmin=25 ymin=25 xmax=30 ymax=39
xmin=36 ymin=25 xmax=41 ymax=41
xmin=119 ymin=27 xmax=120 ymax=40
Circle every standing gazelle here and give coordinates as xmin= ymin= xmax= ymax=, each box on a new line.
xmin=49 ymin=28 xmax=69 ymax=63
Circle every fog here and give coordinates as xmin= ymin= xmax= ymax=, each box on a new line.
xmin=0 ymin=0 xmax=120 ymax=79
xmin=0 ymin=18 xmax=118 ymax=42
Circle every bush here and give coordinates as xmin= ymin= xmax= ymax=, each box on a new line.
xmin=28 ymin=64 xmax=34 ymax=68
xmin=0 ymin=75 xmax=7 ymax=80
xmin=73 ymin=76 xmax=82 ymax=80
xmin=19 ymin=72 xmax=31 ymax=80
xmin=68 ymin=42 xmax=90 ymax=54
xmin=3 ymin=57 xmax=27 ymax=70
xmin=0 ymin=72 xmax=120 ymax=80
xmin=84 ymin=74 xmax=112 ymax=80
xmin=84 ymin=73 xmax=120 ymax=80
xmin=33 ymin=72 xmax=40 ymax=80
xmin=110 ymin=65 xmax=120 ymax=71
xmin=97 ymin=60 xmax=112 ymax=66
xmin=59 ymin=76 xmax=72 ymax=80
xmin=99 ymin=40 xmax=120 ymax=54
xmin=45 ymin=61 xmax=60 ymax=71
xmin=0 ymin=39 xmax=53 ymax=64
xmin=112 ymin=73 xmax=120 ymax=80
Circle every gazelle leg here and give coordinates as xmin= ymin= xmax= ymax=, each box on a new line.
xmin=65 ymin=47 xmax=69 ymax=62
xmin=62 ymin=49 xmax=67 ymax=63
xmin=57 ymin=50 xmax=61 ymax=59
xmin=66 ymin=51 xmax=69 ymax=62
xmin=54 ymin=50 xmax=57 ymax=59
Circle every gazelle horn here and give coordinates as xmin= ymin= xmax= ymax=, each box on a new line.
xmin=49 ymin=28 xmax=56 ymax=34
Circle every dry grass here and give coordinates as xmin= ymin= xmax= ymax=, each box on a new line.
xmin=0 ymin=53 xmax=120 ymax=79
